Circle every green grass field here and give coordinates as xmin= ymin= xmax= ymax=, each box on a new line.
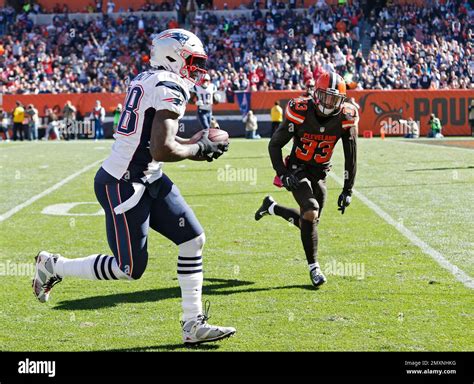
xmin=0 ymin=138 xmax=473 ymax=351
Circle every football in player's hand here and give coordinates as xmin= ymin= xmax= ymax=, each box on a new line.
xmin=189 ymin=128 xmax=229 ymax=144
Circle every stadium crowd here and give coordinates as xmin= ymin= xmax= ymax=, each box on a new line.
xmin=362 ymin=1 xmax=473 ymax=89
xmin=0 ymin=0 xmax=472 ymax=97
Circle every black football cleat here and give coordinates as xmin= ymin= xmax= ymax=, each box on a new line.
xmin=254 ymin=195 xmax=275 ymax=221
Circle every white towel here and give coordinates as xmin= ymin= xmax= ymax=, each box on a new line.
xmin=113 ymin=182 xmax=146 ymax=215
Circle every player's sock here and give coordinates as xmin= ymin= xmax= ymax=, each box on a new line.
xmin=55 ymin=254 xmax=129 ymax=280
xmin=177 ymin=234 xmax=205 ymax=322
xmin=308 ymin=262 xmax=320 ymax=271
xmin=268 ymin=201 xmax=276 ymax=215
xmin=300 ymin=219 xmax=319 ymax=265
xmin=273 ymin=205 xmax=301 ymax=228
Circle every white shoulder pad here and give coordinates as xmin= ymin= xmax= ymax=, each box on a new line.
xmin=152 ymin=71 xmax=190 ymax=118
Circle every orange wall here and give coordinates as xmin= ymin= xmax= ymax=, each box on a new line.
xmin=3 ymin=90 xmax=473 ymax=136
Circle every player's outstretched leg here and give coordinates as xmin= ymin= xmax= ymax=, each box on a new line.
xmin=33 ymin=169 xmax=152 ymax=302
xmin=254 ymin=195 xmax=300 ymax=227
xmin=32 ymin=251 xmax=131 ymax=302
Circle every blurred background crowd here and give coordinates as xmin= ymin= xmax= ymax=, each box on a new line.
xmin=0 ymin=0 xmax=472 ymax=97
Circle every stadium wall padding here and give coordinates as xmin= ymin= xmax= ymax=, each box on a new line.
xmin=2 ymin=90 xmax=473 ymax=137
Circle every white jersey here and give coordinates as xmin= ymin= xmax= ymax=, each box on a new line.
xmin=102 ymin=69 xmax=190 ymax=181
xmin=193 ymin=83 xmax=217 ymax=111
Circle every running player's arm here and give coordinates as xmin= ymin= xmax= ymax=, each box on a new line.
xmin=175 ymin=135 xmax=192 ymax=145
xmin=150 ymin=109 xmax=200 ymax=162
xmin=341 ymin=108 xmax=358 ymax=194
xmin=268 ymin=117 xmax=294 ymax=176
xmin=269 ymin=98 xmax=305 ymax=176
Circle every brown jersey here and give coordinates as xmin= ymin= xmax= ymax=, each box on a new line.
xmin=269 ymin=96 xmax=358 ymax=193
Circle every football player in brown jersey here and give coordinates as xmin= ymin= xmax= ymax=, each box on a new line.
xmin=255 ymin=71 xmax=358 ymax=287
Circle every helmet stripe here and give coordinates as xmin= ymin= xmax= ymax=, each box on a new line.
xmin=330 ymin=72 xmax=337 ymax=89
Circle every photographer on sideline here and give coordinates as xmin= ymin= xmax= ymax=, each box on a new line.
xmin=428 ymin=113 xmax=443 ymax=138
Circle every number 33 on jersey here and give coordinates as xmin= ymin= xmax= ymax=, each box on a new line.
xmin=284 ymin=97 xmax=358 ymax=168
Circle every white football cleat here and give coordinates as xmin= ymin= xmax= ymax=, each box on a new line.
xmin=182 ymin=302 xmax=236 ymax=345
xmin=32 ymin=251 xmax=62 ymax=303
xmin=310 ymin=266 xmax=327 ymax=288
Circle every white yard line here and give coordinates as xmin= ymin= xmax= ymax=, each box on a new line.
xmin=329 ymin=173 xmax=473 ymax=289
xmin=282 ymin=145 xmax=474 ymax=289
xmin=0 ymin=159 xmax=104 ymax=223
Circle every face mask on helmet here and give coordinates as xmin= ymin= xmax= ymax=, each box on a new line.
xmin=180 ymin=50 xmax=208 ymax=86
xmin=315 ymin=88 xmax=346 ymax=116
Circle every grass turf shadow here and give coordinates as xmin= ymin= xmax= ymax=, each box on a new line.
xmin=52 ymin=278 xmax=315 ymax=311
xmin=99 ymin=343 xmax=221 ymax=352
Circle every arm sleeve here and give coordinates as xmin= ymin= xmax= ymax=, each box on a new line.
xmin=268 ymin=117 xmax=295 ymax=176
xmin=341 ymin=125 xmax=357 ymax=194
xmin=341 ymin=103 xmax=359 ymax=194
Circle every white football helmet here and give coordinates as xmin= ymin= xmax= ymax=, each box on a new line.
xmin=150 ymin=29 xmax=208 ymax=87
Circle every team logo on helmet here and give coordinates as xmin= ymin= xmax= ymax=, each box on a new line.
xmin=159 ymin=31 xmax=190 ymax=45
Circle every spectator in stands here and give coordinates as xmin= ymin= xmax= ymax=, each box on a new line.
xmin=90 ymin=100 xmax=106 ymax=140
xmin=106 ymin=1 xmax=116 ymax=14
xmin=270 ymin=101 xmax=283 ymax=136
xmin=0 ymin=1 xmax=472 ymax=93
xmin=243 ymin=110 xmax=260 ymax=139
xmin=0 ymin=107 xmax=10 ymax=141
xmin=428 ymin=113 xmax=443 ymax=138
xmin=25 ymin=104 xmax=39 ymax=140
xmin=12 ymin=101 xmax=25 ymax=141
xmin=63 ymin=101 xmax=77 ymax=139
xmin=303 ymin=79 xmax=316 ymax=97
xmin=113 ymin=103 xmax=122 ymax=132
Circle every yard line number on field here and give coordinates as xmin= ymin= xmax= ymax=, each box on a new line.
xmin=0 ymin=159 xmax=104 ymax=223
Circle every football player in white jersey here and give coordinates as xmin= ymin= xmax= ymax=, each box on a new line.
xmin=192 ymin=73 xmax=219 ymax=130
xmin=32 ymin=29 xmax=236 ymax=345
